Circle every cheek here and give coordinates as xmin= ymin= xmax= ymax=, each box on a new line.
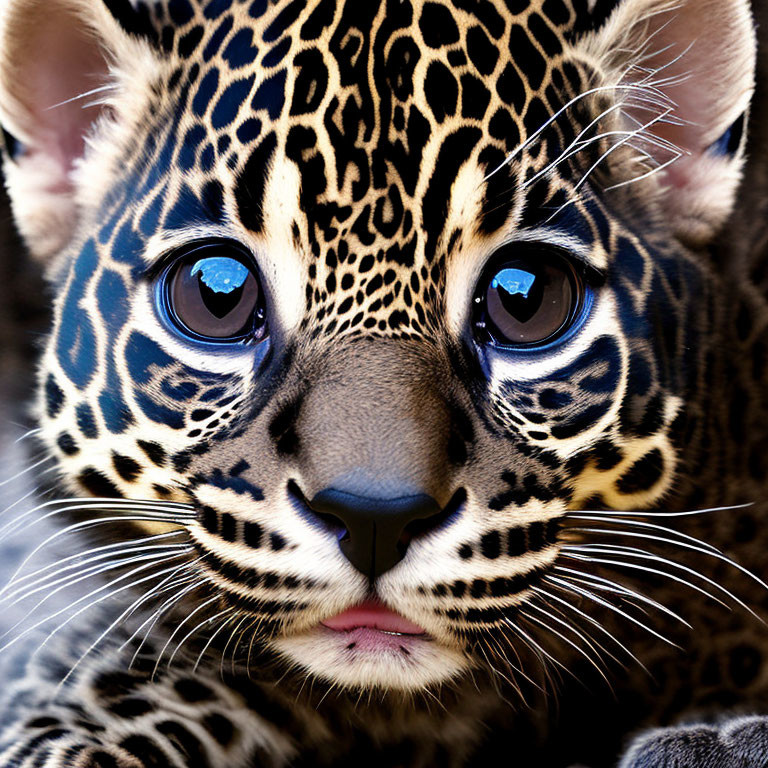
xmin=486 ymin=330 xmax=627 ymax=452
xmin=568 ymin=393 xmax=683 ymax=509
xmin=53 ymin=241 xmax=100 ymax=390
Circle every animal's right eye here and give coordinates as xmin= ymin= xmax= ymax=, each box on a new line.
xmin=472 ymin=244 xmax=587 ymax=350
xmin=161 ymin=241 xmax=267 ymax=343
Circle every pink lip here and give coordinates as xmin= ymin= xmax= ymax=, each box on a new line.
xmin=321 ymin=600 xmax=426 ymax=635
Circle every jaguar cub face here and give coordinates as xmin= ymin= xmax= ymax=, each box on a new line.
xmin=0 ymin=0 xmax=755 ymax=690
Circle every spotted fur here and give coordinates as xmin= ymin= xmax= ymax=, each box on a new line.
xmin=0 ymin=0 xmax=766 ymax=765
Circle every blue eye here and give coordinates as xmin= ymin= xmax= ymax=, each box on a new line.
xmin=474 ymin=246 xmax=584 ymax=348
xmin=163 ymin=242 xmax=266 ymax=342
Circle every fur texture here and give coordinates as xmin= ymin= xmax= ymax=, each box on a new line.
xmin=0 ymin=1 xmax=766 ymax=766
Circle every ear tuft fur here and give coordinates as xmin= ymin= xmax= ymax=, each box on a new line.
xmin=578 ymin=0 xmax=756 ymax=246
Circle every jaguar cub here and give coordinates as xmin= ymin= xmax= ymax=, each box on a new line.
xmin=0 ymin=0 xmax=766 ymax=765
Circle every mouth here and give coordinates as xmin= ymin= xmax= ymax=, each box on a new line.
xmin=271 ymin=597 xmax=469 ymax=689
xmin=320 ymin=599 xmax=428 ymax=650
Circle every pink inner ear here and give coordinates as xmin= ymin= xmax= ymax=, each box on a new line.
xmin=630 ymin=1 xmax=754 ymax=158
xmin=22 ymin=3 xmax=109 ymax=179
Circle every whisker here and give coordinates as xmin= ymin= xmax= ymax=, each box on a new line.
xmin=567 ymin=503 xmax=752 ymax=519
xmin=127 ymin=571 xmax=206 ymax=667
xmin=3 ymin=514 xmax=192 ymax=588
xmin=246 ymin=613 xmax=268 ymax=679
xmin=503 ymin=617 xmax=568 ymax=675
xmin=503 ymin=622 xmax=563 ymax=695
xmin=192 ymin=609 xmax=238 ymax=672
xmin=545 ymin=574 xmax=679 ymax=648
xmin=564 ymin=514 xmax=723 ymax=554
xmin=520 ymin=90 xmax=682 ymax=194
xmin=0 ymin=455 xmax=55 ymax=488
xmin=486 ymin=629 xmax=542 ymax=695
xmin=602 ymin=150 xmax=682 ymax=191
xmin=523 ymin=602 xmax=614 ymax=686
xmin=233 ymin=615 xmax=262 ymax=678
xmin=531 ymin=585 xmax=647 ymax=672
xmin=475 ymin=637 xmax=527 ymax=700
xmin=45 ymin=84 xmax=117 ymax=110
xmin=482 ymin=79 xmax=678 ymax=182
xmin=562 ymin=545 xmax=756 ymax=619
xmin=153 ymin=594 xmax=222 ymax=677
xmin=522 ymin=101 xmax=627 ymax=189
xmin=126 ymin=574 xmax=201 ymax=650
xmin=56 ymin=567 xmax=198 ymax=691
xmin=1 ymin=531 xmax=188 ymax=599
xmin=2 ymin=556 xmax=192 ymax=656
xmin=567 ymin=527 xmax=768 ymax=596
xmin=0 ymin=486 xmax=40 ymax=521
xmin=222 ymin=612 xmax=253 ymax=676
xmin=11 ymin=426 xmax=41 ymax=444
xmin=553 ymin=564 xmax=693 ymax=626
xmin=0 ymin=499 xmax=193 ymax=546
xmin=1 ymin=544 xmax=192 ymax=615
xmin=547 ymin=106 xmax=677 ymax=221
xmin=528 ymin=598 xmax=612 ymax=661
xmin=2 ymin=548 xmax=195 ymax=643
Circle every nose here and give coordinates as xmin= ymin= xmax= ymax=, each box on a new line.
xmin=307 ymin=487 xmax=456 ymax=580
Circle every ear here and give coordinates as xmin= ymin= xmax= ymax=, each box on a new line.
xmin=578 ymin=0 xmax=756 ymax=246
xmin=0 ymin=0 xmax=161 ymax=262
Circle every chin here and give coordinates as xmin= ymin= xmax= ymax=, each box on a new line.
xmin=271 ymin=627 xmax=470 ymax=691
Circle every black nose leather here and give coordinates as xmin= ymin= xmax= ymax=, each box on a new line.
xmin=308 ymin=489 xmax=442 ymax=580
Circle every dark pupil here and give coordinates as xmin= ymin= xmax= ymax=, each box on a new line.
xmin=485 ymin=261 xmax=573 ymax=345
xmin=172 ymin=255 xmax=259 ymax=339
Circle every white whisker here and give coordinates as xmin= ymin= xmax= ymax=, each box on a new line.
xmin=192 ymin=610 xmax=238 ymax=672
xmin=0 ymin=497 xmax=193 ymax=542
xmin=553 ymin=565 xmax=691 ymax=626
xmin=153 ymin=594 xmax=221 ymax=677
xmin=2 ymin=514 xmax=191 ymax=589
xmin=126 ymin=569 xmax=206 ymax=667
xmin=566 ymin=514 xmax=723 ymax=555
xmin=0 ymin=455 xmax=55 ymax=488
xmin=567 ymin=527 xmax=768 ymax=596
xmin=545 ymin=574 xmax=678 ymax=648
xmin=12 ymin=427 xmax=41 ymax=444
xmin=523 ymin=602 xmax=613 ymax=686
xmin=45 ymin=84 xmax=117 ymax=110
xmin=0 ymin=556 xmax=191 ymax=656
xmin=1 ymin=544 xmax=192 ymax=613
xmin=532 ymin=585 xmax=646 ymax=672
xmin=56 ymin=566 xmax=198 ymax=691
xmin=562 ymin=545 xmax=756 ymax=619
xmin=567 ymin=503 xmax=752 ymax=519
xmin=1 ymin=530 xmax=188 ymax=596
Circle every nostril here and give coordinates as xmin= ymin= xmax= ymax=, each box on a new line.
xmin=287 ymin=479 xmax=346 ymax=538
xmin=400 ymin=487 xmax=466 ymax=548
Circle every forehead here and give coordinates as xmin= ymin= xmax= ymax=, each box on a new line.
xmin=99 ymin=0 xmax=611 ymax=333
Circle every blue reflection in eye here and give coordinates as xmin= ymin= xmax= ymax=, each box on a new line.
xmin=190 ymin=257 xmax=249 ymax=295
xmin=491 ymin=268 xmax=537 ymax=299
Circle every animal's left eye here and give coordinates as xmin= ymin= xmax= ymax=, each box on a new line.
xmin=160 ymin=241 xmax=266 ymax=342
xmin=473 ymin=245 xmax=586 ymax=348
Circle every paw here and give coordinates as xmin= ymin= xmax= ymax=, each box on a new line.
xmin=620 ymin=716 xmax=768 ymax=768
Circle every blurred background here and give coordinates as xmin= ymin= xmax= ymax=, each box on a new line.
xmin=0 ymin=180 xmax=46 ymax=424
xmin=0 ymin=177 xmax=52 ymax=628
